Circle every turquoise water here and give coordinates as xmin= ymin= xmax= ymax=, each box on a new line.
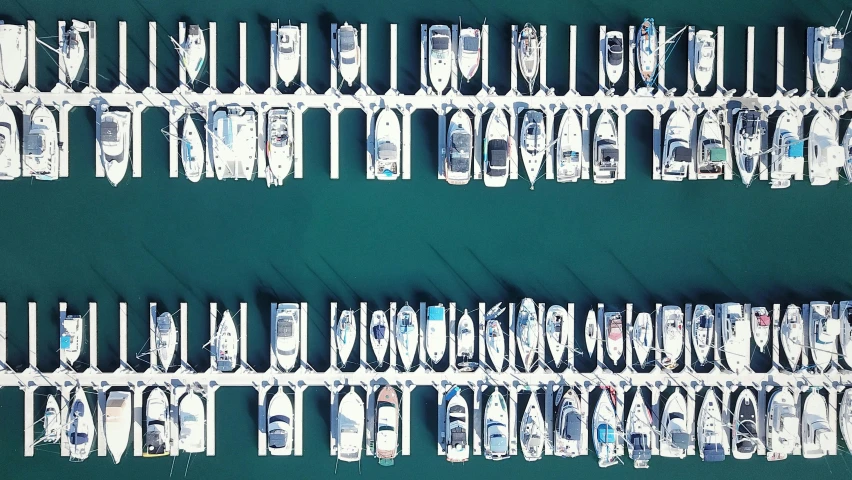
xmin=1 ymin=0 xmax=852 ymax=477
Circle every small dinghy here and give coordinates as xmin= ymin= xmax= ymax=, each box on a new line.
xmin=483 ymin=390 xmax=509 ymax=461
xmin=516 ymin=298 xmax=538 ymax=371
xmin=177 ymin=25 xmax=206 ymax=84
xmin=337 ymin=23 xmax=360 ymax=87
xmin=456 ymin=310 xmax=475 ymax=368
xmin=370 ymin=310 xmax=389 ymax=367
xmin=267 ymin=388 xmax=293 ymax=456
xmin=636 ymin=18 xmax=658 ymax=88
xmin=375 ymin=386 xmax=399 ymax=465
xmin=809 ymin=301 xmax=840 ymax=372
xmin=425 ymin=304 xmax=447 ymax=364
xmin=337 ymin=388 xmax=364 ymax=463
xmin=660 ymin=305 xmax=684 ymax=368
xmin=274 ymin=303 xmax=300 ymax=371
xmin=517 ymin=24 xmax=539 ymax=93
xmin=721 ymin=302 xmax=750 ymax=374
xmin=179 ymin=390 xmax=205 ymax=453
xmin=43 ymin=395 xmax=60 ymax=444
xmin=556 ymin=111 xmax=582 ymax=182
xmin=781 ymin=304 xmax=803 ymax=369
xmin=444 ymin=387 xmax=469 ymax=463
xmin=554 ymin=389 xmax=583 ymax=458
xmin=593 ymin=110 xmax=619 ymax=184
xmin=734 ymin=109 xmax=765 ymax=186
xmin=181 ymin=114 xmax=204 ymax=182
xmin=520 ymin=394 xmax=545 ymax=461
xmin=751 ymin=306 xmax=771 ymax=352
xmin=698 ymin=389 xmax=726 ymax=462
xmin=486 ymin=317 xmax=505 ymax=371
xmin=605 ymin=31 xmax=624 ymax=85
xmin=67 ymin=386 xmax=95 ymax=462
xmin=631 ymin=312 xmax=653 ymax=367
xmin=520 ymin=110 xmax=546 ymax=189
xmin=801 ymin=390 xmax=831 ymax=459
xmin=693 ymin=30 xmax=715 ymax=91
xmin=214 ymin=310 xmax=237 ymax=372
xmin=396 ymin=303 xmax=418 ymax=370
xmin=766 ymin=388 xmax=799 ymax=461
xmin=60 ymin=21 xmax=87 ymax=85
xmin=584 ymin=309 xmax=598 ymax=356
xmin=691 ymin=304 xmax=714 ymax=365
xmin=545 ymin=305 xmax=569 ymax=367
xmin=266 ymin=108 xmax=294 ymax=186
xmin=428 ymin=25 xmax=452 ymax=93
xmin=275 ymin=24 xmax=300 ymax=87
xmin=605 ymin=312 xmax=623 ymax=362
xmin=104 ymin=391 xmax=131 ymax=463
xmin=626 ymin=390 xmax=652 ymax=468
xmin=734 ymin=389 xmax=758 ymax=459
xmin=457 ymin=27 xmax=481 ymax=82
xmin=143 ymin=388 xmax=170 ymax=457
xmin=336 ymin=309 xmax=357 ymax=367
xmin=483 ymin=109 xmax=511 ymax=187
xmin=593 ymin=387 xmax=620 ymax=468
xmin=155 ymin=312 xmax=177 ymax=370
xmin=660 ymin=389 xmax=689 ymax=458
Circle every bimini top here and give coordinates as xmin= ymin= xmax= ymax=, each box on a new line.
xmin=487 ymin=140 xmax=508 ymax=166
xmin=462 ymin=35 xmax=478 ymax=53
xmin=596 ymin=424 xmax=615 ymax=443
xmin=832 ymin=37 xmax=845 ymax=50
xmin=630 ymin=434 xmax=651 ymax=460
xmin=101 ymin=122 xmax=119 ymax=143
xmin=607 ymin=37 xmax=624 ymax=64
xmin=670 ymin=431 xmax=690 ymax=449
xmin=432 ymin=36 xmax=450 ymax=51
xmin=449 ymin=132 xmax=471 ymax=172
xmin=743 ymin=112 xmax=761 ymax=134
xmin=709 ymin=146 xmax=727 ymax=162
xmin=673 ymin=146 xmax=691 ymax=163
xmin=703 ymin=443 xmax=726 ymax=462
xmin=788 ymin=141 xmax=804 ymax=158
xmin=378 ymin=142 xmax=398 ymax=160
xmin=428 ymin=305 xmax=445 ymax=320
xmin=339 ymin=31 xmax=356 ymax=53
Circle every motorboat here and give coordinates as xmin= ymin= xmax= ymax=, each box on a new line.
xmin=60 ymin=314 xmax=83 ymax=366
xmin=636 ymin=19 xmax=658 ymax=88
xmin=337 ymin=388 xmax=364 ymax=463
xmin=98 ymin=108 xmax=131 ymax=187
xmin=274 ymin=303 xmax=299 ymax=371
xmin=428 ymin=25 xmax=452 ymax=93
xmin=425 ymin=304 xmax=447 ymax=364
xmin=210 ymin=106 xmax=257 ymax=180
xmin=483 ymin=109 xmax=512 ymax=187
xmin=456 ymin=310 xmax=475 ymax=366
xmin=0 ymin=22 xmax=26 ymax=89
xmin=396 ymin=303 xmax=418 ymax=370
xmin=660 ymin=305 xmax=684 ymax=368
xmin=659 ymin=389 xmax=689 ymax=458
xmin=734 ymin=109 xmax=765 ymax=186
xmin=695 ymin=111 xmax=726 ymax=179
xmin=770 ymin=110 xmax=804 ymax=189
xmin=626 ymin=390 xmax=652 ymax=468
xmin=843 ymin=123 xmax=852 ymax=182
xmin=781 ymin=304 xmax=804 ymax=370
xmin=337 ymin=23 xmax=360 ymax=87
xmin=517 ymin=24 xmax=539 ymax=93
xmin=554 ymin=389 xmax=582 ymax=458
xmin=584 ymin=309 xmax=598 ymax=356
xmin=809 ymin=301 xmax=839 ymax=372
xmin=840 ymin=389 xmax=852 ymax=451
xmin=840 ymin=301 xmax=852 ymax=365
xmin=23 ymin=105 xmax=59 ymax=180
xmin=266 ymin=108 xmax=293 ymax=186
xmin=143 ymin=388 xmax=170 ymax=457
xmin=721 ymin=302 xmax=750 ymax=373
xmin=445 ymin=110 xmax=473 ymax=185
xmin=267 ymin=388 xmax=293 ymax=456
xmin=766 ymin=388 xmax=800 ymax=461
xmin=520 ymin=110 xmax=546 ymax=189
xmin=215 ymin=310 xmax=237 ymax=372
xmin=375 ymin=386 xmax=399 ymax=465
xmin=516 ymin=298 xmax=538 ymax=371
xmin=605 ymin=31 xmax=624 ymax=84
xmin=593 ymin=110 xmax=619 ymax=184
xmin=808 ymin=109 xmax=844 ymax=186
xmin=370 ymin=310 xmax=389 ymax=367
xmin=154 ymin=312 xmax=177 ymax=370
xmin=605 ymin=312 xmax=623 ymax=362
xmin=483 ymin=390 xmax=509 ymax=461
xmin=104 ymin=391 xmax=131 ymax=463
xmin=693 ymin=30 xmax=715 ymax=91
xmin=43 ymin=395 xmax=60 ymax=444
xmin=631 ymin=312 xmax=653 ymax=367
xmin=445 ymin=387 xmax=469 ymax=463
xmin=457 ymin=27 xmax=481 ymax=82
xmin=275 ymin=24 xmax=300 ymax=87
xmin=556 ymin=111 xmax=582 ymax=182
xmin=751 ymin=306 xmax=771 ymax=352
xmin=813 ymin=26 xmax=845 ymax=93
xmin=374 ymin=108 xmax=400 ymax=180
xmin=336 ymin=309 xmax=357 ymax=367
xmin=545 ymin=305 xmax=569 ymax=367
xmin=733 ymin=389 xmax=758 ymax=459
xmin=67 ymin=386 xmax=94 ymax=461
xmin=486 ymin=317 xmax=505 ymax=371
xmin=593 ymin=388 xmax=620 ymax=468
xmin=698 ymin=389 xmax=726 ymax=462
xmin=520 ymin=394 xmax=545 ymax=461
xmin=801 ymin=390 xmax=832 ymax=459
xmin=661 ymin=109 xmax=692 ymax=181
xmin=181 ymin=114 xmax=204 ymax=182
xmin=0 ymin=102 xmax=20 ymax=180
xmin=179 ymin=390 xmax=205 ymax=453
xmin=177 ymin=25 xmax=206 ymax=84
xmin=60 ymin=21 xmax=87 ymax=84
xmin=691 ymin=304 xmax=714 ymax=365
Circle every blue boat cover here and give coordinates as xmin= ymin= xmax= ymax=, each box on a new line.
xmin=372 ymin=324 xmax=386 ymax=339
xmin=269 ymin=415 xmax=291 ymax=424
xmin=427 ymin=306 xmax=445 ymax=320
xmin=788 ymin=141 xmax=804 ymax=158
xmin=60 ymin=334 xmax=72 ymax=349
xmin=596 ymin=424 xmax=615 ymax=443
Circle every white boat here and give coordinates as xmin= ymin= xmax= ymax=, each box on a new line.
xmin=177 ymin=25 xmax=206 ymax=84
xmin=766 ymin=388 xmax=799 ymax=461
xmin=813 ymin=26 xmax=844 ymax=93
xmin=374 ymin=108 xmax=400 ymax=180
xmin=593 ymin=388 xmax=620 ymax=468
xmin=154 ymin=312 xmax=177 ymax=370
xmin=67 ymin=386 xmax=94 ymax=461
xmin=661 ymin=109 xmax=692 ymax=181
xmin=483 ymin=390 xmax=509 ymax=461
xmin=483 ymin=109 xmax=511 ymax=187
xmin=445 ymin=110 xmax=472 ymax=185
xmin=486 ymin=318 xmax=505 ymax=371
xmin=181 ymin=114 xmax=204 ymax=182
xmin=267 ymin=389 xmax=293 ymax=456
xmin=840 ymin=301 xmax=852 ymax=364
xmin=734 ymin=109 xmax=764 ymax=185
xmin=605 ymin=312 xmax=623 ymax=362
xmin=584 ymin=309 xmax=598 ymax=356
xmin=516 ymin=298 xmax=538 ymax=371
xmin=60 ymin=21 xmax=86 ymax=84
xmin=425 ymin=304 xmax=447 ymax=364
xmin=554 ymin=389 xmax=582 ymax=458
xmin=98 ymin=108 xmax=131 ymax=187
xmin=721 ymin=302 xmax=750 ymax=373
xmin=631 ymin=312 xmax=653 ymax=367
xmin=593 ymin=111 xmax=619 ymax=184
xmin=556 ymin=111 xmax=582 ymax=182
xmin=336 ymin=309 xmax=357 ymax=367
xmin=844 ymin=124 xmax=852 ymax=182
xmin=179 ymin=390 xmax=205 ymax=453
xmin=375 ymin=386 xmax=399 ymax=465
xmin=636 ymin=19 xmax=658 ymax=88
xmin=337 ymin=23 xmax=360 ymax=87
xmin=143 ymin=388 xmax=170 ymax=457
xmin=266 ymin=108 xmax=293 ymax=186
xmin=274 ymin=303 xmax=299 ymax=371
xmin=517 ymin=24 xmax=539 ymax=93
xmin=210 ymin=106 xmax=257 ymax=180
xmin=275 ymin=25 xmax=300 ymax=87
xmin=801 ymin=391 xmax=832 ymax=459
xmin=43 ymin=395 xmax=60 ymax=444
xmin=520 ymin=110 xmax=546 ymax=188
xmin=23 ymin=105 xmax=59 ymax=181
xmin=660 ymin=305 xmax=684 ymax=368
xmin=659 ymin=389 xmax=689 ymax=458
xmin=626 ymin=390 xmax=652 ymax=468
xmin=104 ymin=391 xmax=131 ymax=463
xmin=810 ymin=301 xmax=839 ymax=372
xmin=605 ymin=31 xmax=624 ymax=84
xmin=337 ymin=389 xmax=364 ymax=463
xmin=751 ymin=306 xmax=771 ymax=352
xmin=60 ymin=314 xmax=83 ymax=366
xmin=840 ymin=389 xmax=852 ymax=451
xmin=457 ymin=27 xmax=481 ymax=82
xmin=808 ymin=109 xmax=844 ymax=186
xmin=0 ymin=22 xmax=26 ymax=89
xmin=691 ymin=304 xmax=714 ymax=365
xmin=781 ymin=304 xmax=804 ymax=370
xmin=733 ymin=389 xmax=759 ymax=459
xmin=693 ymin=30 xmax=715 ymax=91
xmin=215 ymin=310 xmax=237 ymax=372
xmin=396 ymin=303 xmax=418 ymax=370
xmin=520 ymin=394 xmax=545 ymax=461
xmin=0 ymin=102 xmax=20 ymax=180
xmin=770 ymin=110 xmax=804 ymax=189
xmin=695 ymin=111 xmax=726 ymax=179
xmin=428 ymin=25 xmax=452 ymax=93
xmin=456 ymin=310 xmax=475 ymax=365
xmin=370 ymin=310 xmax=389 ymax=367
xmin=545 ymin=305 xmax=569 ymax=367
xmin=698 ymin=389 xmax=726 ymax=462
xmin=445 ymin=387 xmax=469 ymax=463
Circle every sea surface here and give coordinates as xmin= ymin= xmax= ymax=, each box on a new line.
xmin=1 ymin=0 xmax=852 ymax=478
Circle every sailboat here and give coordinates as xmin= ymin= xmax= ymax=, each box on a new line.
xmin=554 ymin=389 xmax=582 ymax=458
xmin=517 ymin=24 xmax=539 ymax=94
xmin=593 ymin=110 xmax=619 ymax=184
xmin=215 ymin=310 xmax=237 ymax=372
xmin=181 ymin=114 xmax=204 ymax=182
xmin=370 ymin=310 xmax=389 ymax=367
xmin=266 ymin=108 xmax=294 ymax=186
xmin=456 ymin=310 xmax=475 ymax=369
xmin=60 ymin=21 xmax=87 ymax=84
xmin=516 ymin=298 xmax=538 ymax=371
xmin=445 ymin=110 xmax=472 ymax=185
xmin=104 ymin=391 xmax=131 ymax=463
xmin=809 ymin=301 xmax=839 ymax=372
xmin=605 ymin=312 xmax=623 ymax=362
xmin=67 ymin=387 xmax=94 ymax=461
xmin=556 ymin=111 xmax=582 ymax=182
xmin=721 ymin=302 xmax=750 ymax=373
xmin=593 ymin=388 xmax=620 ymax=468
xmin=0 ymin=21 xmax=26 ymax=90
xmin=483 ymin=390 xmax=509 ymax=461
xmin=626 ymin=390 xmax=652 ymax=468
xmin=801 ymin=390 xmax=832 ymax=458
xmin=733 ymin=389 xmax=758 ymax=459
xmin=605 ymin=31 xmax=624 ymax=84
xmin=275 ymin=24 xmax=300 ymax=87
xmin=813 ymin=25 xmax=845 ymax=93
xmin=585 ymin=309 xmax=598 ymax=356
xmin=179 ymin=390 xmax=205 ymax=453
xmin=660 ymin=305 xmax=684 ymax=368
xmin=337 ymin=389 xmax=364 ymax=463
xmin=23 ymin=105 xmax=59 ymax=181
xmin=428 ymin=25 xmax=452 ymax=93
xmin=143 ymin=388 xmax=170 ymax=457
xmin=808 ymin=109 xmax=844 ymax=186
xmin=98 ymin=108 xmax=131 ymax=187
xmin=375 ymin=386 xmax=399 ymax=465
xmin=60 ymin=314 xmax=83 ymax=366
xmin=210 ymin=106 xmax=257 ymax=180
xmin=274 ymin=303 xmax=300 ymax=371
xmin=425 ymin=304 xmax=447 ymax=364
xmin=457 ymin=26 xmax=481 ymax=82
xmin=267 ymin=389 xmax=293 ymax=456
xmin=693 ymin=30 xmax=715 ymax=91
xmin=445 ymin=387 xmax=469 ymax=463
xmin=337 ymin=23 xmax=360 ymax=87
xmin=520 ymin=110 xmax=546 ymax=188
xmin=177 ymin=25 xmax=206 ymax=84
xmin=661 ymin=109 xmax=692 ymax=181
xmin=520 ymin=394 xmax=545 ymax=461
xmin=766 ymin=388 xmax=799 ymax=461
xmin=374 ymin=108 xmax=400 ymax=180
xmin=659 ymin=389 xmax=689 ymax=458
xmin=636 ymin=19 xmax=658 ymax=88
xmin=335 ymin=309 xmax=357 ymax=367
xmin=695 ymin=111 xmax=726 ymax=179
xmin=781 ymin=304 xmax=803 ymax=370
xmin=43 ymin=395 xmax=60 ymax=444
xmin=770 ymin=110 xmax=804 ymax=189
xmin=691 ymin=304 xmax=714 ymax=365
xmin=396 ymin=303 xmax=418 ymax=370
xmin=483 ymin=109 xmax=511 ymax=187
xmin=545 ymin=305 xmax=569 ymax=367
xmin=631 ymin=313 xmax=653 ymax=367
xmin=839 ymin=389 xmax=852 ymax=451
xmin=840 ymin=301 xmax=852 ymax=364
xmin=734 ymin=109 xmax=765 ymax=185
xmin=154 ymin=312 xmax=177 ymax=370
xmin=0 ymin=102 xmax=20 ymax=180
xmin=698 ymin=389 xmax=726 ymax=462
xmin=751 ymin=306 xmax=771 ymax=352
xmin=486 ymin=317 xmax=505 ymax=371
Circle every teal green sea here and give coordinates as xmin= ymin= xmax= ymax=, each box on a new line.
xmin=2 ymin=0 xmax=852 ymax=478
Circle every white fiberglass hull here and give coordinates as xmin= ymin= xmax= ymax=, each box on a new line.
xmin=520 ymin=394 xmax=545 ymax=461
xmin=593 ymin=111 xmax=619 ymax=184
xmin=266 ymin=108 xmax=294 ymax=186
xmin=181 ymin=114 xmax=204 ymax=182
xmin=445 ymin=110 xmax=473 ymax=185
xmin=24 ymin=105 xmax=59 ymax=181
xmin=374 ymin=108 xmax=401 ymax=180
xmin=486 ymin=319 xmax=505 ymax=371
xmin=631 ymin=312 xmax=653 ymax=366
xmin=808 ymin=110 xmax=842 ymax=186
xmin=370 ymin=310 xmax=389 ymax=366
xmin=179 ymin=391 xmax=205 ymax=453
xmin=693 ymin=30 xmax=715 ymax=91
xmin=337 ymin=390 xmax=364 ymax=462
xmin=801 ymin=392 xmax=831 ymax=459
xmin=483 ymin=109 xmax=511 ymax=187
xmin=428 ymin=25 xmax=452 ymax=93
xmin=593 ymin=390 xmax=619 ymax=468
xmin=268 ymin=389 xmax=294 ymax=456
xmin=180 ymin=27 xmax=206 ymax=83
xmin=556 ymin=111 xmax=582 ymax=182
xmin=104 ymin=391 xmax=131 ymax=463
xmin=0 ymin=102 xmax=21 ymax=179
xmin=0 ymin=23 xmax=26 ymax=89
xmin=336 ymin=310 xmax=357 ymax=366
xmin=457 ymin=28 xmax=480 ymax=82
xmin=520 ymin=111 xmax=546 ymax=187
xmin=766 ymin=388 xmax=799 ymax=461
xmin=483 ymin=391 xmax=509 ymax=460
xmin=516 ymin=298 xmax=538 ymax=371
xmin=545 ymin=305 xmax=569 ymax=366
xmin=155 ymin=312 xmax=177 ymax=370
xmin=396 ymin=305 xmax=418 ymax=370
xmin=67 ymin=387 xmax=95 ymax=461
xmin=215 ymin=311 xmax=237 ymax=372
xmin=61 ymin=26 xmax=85 ymax=84
xmin=584 ymin=310 xmax=597 ymax=356
xmin=274 ymin=303 xmax=300 ymax=371
xmin=276 ymin=26 xmax=300 ymax=87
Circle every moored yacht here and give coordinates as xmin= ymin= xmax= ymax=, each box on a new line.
xmin=693 ymin=30 xmax=715 ymax=91
xmin=43 ymin=395 xmax=60 ymax=444
xmin=554 ymin=389 xmax=583 ymax=458
xmin=751 ymin=306 xmax=771 ymax=352
xmin=770 ymin=110 xmax=804 ymax=189
xmin=337 ymin=388 xmax=364 ymax=463
xmin=210 ymin=106 xmax=257 ymax=180
xmin=60 ymin=21 xmax=87 ymax=85
xmin=631 ymin=312 xmax=653 ymax=367
xmin=445 ymin=387 xmax=469 ymax=463
xmin=521 ymin=110 xmax=545 ymax=188
xmin=177 ymin=25 xmax=206 ymax=84
xmin=370 ymin=310 xmax=389 ymax=367
xmin=428 ymin=25 xmax=452 ymax=93
xmin=274 ymin=303 xmax=299 ymax=371
xmin=373 ymin=108 xmax=400 ymax=180
xmin=23 ymin=105 xmax=59 ymax=180
xmin=336 ymin=309 xmax=357 ymax=367
xmin=584 ymin=309 xmax=598 ymax=356
xmin=516 ymin=298 xmax=538 ymax=371
xmin=517 ymin=24 xmax=539 ymax=93
xmin=456 ymin=310 xmax=475 ymax=368
xmin=733 ymin=389 xmax=758 ymax=459
xmin=483 ymin=390 xmax=509 ymax=461
xmin=179 ymin=390 xmax=205 ymax=453
xmin=766 ymin=388 xmax=800 ymax=461
xmin=661 ymin=109 xmax=692 ymax=181
xmin=556 ymin=111 xmax=582 ymax=182
xmin=0 ymin=102 xmax=20 ymax=180
xmin=695 ymin=111 xmax=726 ymax=179
xmin=445 ymin=110 xmax=473 ymax=185
xmin=734 ymin=109 xmax=765 ymax=186
xmin=425 ymin=304 xmax=447 ymax=364
xmin=143 ymin=388 xmax=170 ymax=457
xmin=267 ymin=388 xmax=293 ymax=456
xmin=154 ymin=312 xmax=177 ymax=370
xmin=181 ymin=114 xmax=204 ymax=182
xmin=605 ymin=312 xmax=623 ymax=362
xmin=0 ymin=21 xmax=26 ymax=90
xmin=809 ymin=301 xmax=839 ymax=372
xmin=375 ymin=386 xmax=399 ymax=465
xmin=721 ymin=302 xmax=750 ymax=374
xmin=593 ymin=111 xmax=619 ymax=184
xmin=813 ymin=26 xmax=845 ymax=93
xmin=396 ymin=303 xmax=418 ymax=370
xmin=61 ymin=314 xmax=83 ymax=366
xmin=593 ymin=388 xmax=620 ymax=468
xmin=104 ymin=391 xmax=131 ymax=463
xmin=483 ymin=109 xmax=511 ymax=187
xmin=660 ymin=305 xmax=684 ymax=368
xmin=545 ymin=305 xmax=569 ymax=367
xmin=605 ymin=31 xmax=624 ymax=84
xmin=636 ymin=19 xmax=658 ymax=88
xmin=781 ymin=304 xmax=804 ymax=370
xmin=698 ymin=389 xmax=726 ymax=462
xmin=626 ymin=390 xmax=652 ymax=468
xmin=99 ymin=108 xmax=131 ymax=187
xmin=660 ymin=389 xmax=689 ymax=458
xmin=520 ymin=394 xmax=545 ymax=461
xmin=215 ymin=310 xmax=237 ymax=372
xmin=692 ymin=304 xmax=714 ymax=365
xmin=67 ymin=386 xmax=94 ymax=462
xmin=843 ymin=124 xmax=852 ymax=182
xmin=266 ymin=108 xmax=293 ymax=186
xmin=337 ymin=23 xmax=360 ymax=87
xmin=840 ymin=301 xmax=852 ymax=364
xmin=486 ymin=317 xmax=505 ymax=371
xmin=840 ymin=389 xmax=852 ymax=450
xmin=457 ymin=27 xmax=481 ymax=82
xmin=801 ymin=390 xmax=832 ymax=459
xmin=808 ymin=109 xmax=844 ymax=186
xmin=275 ymin=24 xmax=300 ymax=87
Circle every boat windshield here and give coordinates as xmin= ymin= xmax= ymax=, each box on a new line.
xmin=607 ymin=38 xmax=623 ymax=64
